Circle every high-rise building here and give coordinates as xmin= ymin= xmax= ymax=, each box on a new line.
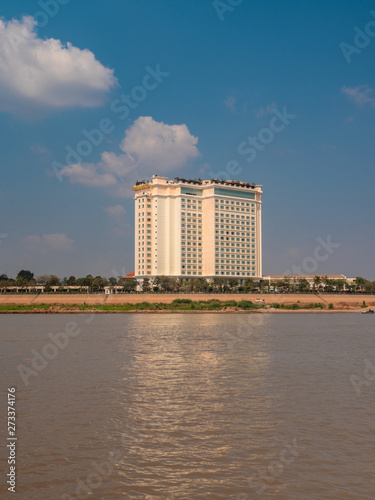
xmin=133 ymin=175 xmax=262 ymax=280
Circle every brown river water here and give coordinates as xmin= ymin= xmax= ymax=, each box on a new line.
xmin=0 ymin=313 xmax=375 ymax=499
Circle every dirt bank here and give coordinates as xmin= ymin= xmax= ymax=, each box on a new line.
xmin=0 ymin=293 xmax=373 ymax=310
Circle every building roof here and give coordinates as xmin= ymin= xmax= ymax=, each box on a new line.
xmin=123 ymin=271 xmax=135 ymax=279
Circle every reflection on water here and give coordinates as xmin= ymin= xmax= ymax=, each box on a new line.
xmin=1 ymin=313 xmax=375 ymax=499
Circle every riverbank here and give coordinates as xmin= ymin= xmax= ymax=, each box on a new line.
xmin=0 ymin=293 xmax=373 ymax=313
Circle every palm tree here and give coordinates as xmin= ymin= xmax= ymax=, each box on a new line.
xmin=313 ymin=275 xmax=321 ymax=292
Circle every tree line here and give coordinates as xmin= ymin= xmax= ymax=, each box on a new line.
xmin=0 ymin=271 xmax=136 ymax=293
xmin=0 ymin=271 xmax=374 ymax=294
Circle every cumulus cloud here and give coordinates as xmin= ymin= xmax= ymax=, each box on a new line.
xmin=0 ymin=16 xmax=117 ymax=114
xmin=61 ymin=163 xmax=118 ymax=188
xmin=23 ymin=233 xmax=75 ymax=252
xmin=61 ymin=116 xmax=200 ymax=197
xmin=341 ymin=85 xmax=375 ymax=108
xmin=120 ymin=116 xmax=199 ymax=168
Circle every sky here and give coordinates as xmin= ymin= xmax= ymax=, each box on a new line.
xmin=0 ymin=0 xmax=374 ymax=280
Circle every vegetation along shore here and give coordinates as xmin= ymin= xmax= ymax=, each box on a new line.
xmin=0 ymin=294 xmax=374 ymax=313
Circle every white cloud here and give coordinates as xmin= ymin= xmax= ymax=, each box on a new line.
xmin=61 ymin=163 xmax=118 ymax=188
xmin=104 ymin=205 xmax=126 ymax=217
xmin=23 ymin=233 xmax=75 ymax=252
xmin=61 ymin=116 xmax=200 ymax=197
xmin=341 ymin=85 xmax=375 ymax=108
xmin=120 ymin=116 xmax=199 ymax=169
xmin=0 ymin=16 xmax=117 ymax=114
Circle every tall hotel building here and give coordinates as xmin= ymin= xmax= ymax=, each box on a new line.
xmin=133 ymin=175 xmax=262 ymax=280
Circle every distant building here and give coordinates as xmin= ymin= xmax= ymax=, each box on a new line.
xmin=262 ymin=274 xmax=353 ymax=290
xmin=133 ymin=175 xmax=262 ymax=280
xmin=263 ymin=274 xmax=348 ymax=282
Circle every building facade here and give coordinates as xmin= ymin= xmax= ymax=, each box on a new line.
xmin=133 ymin=175 xmax=262 ymax=279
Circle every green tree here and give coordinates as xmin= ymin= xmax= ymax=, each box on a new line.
xmin=270 ymin=280 xmax=280 ymax=293
xmin=153 ymin=276 xmax=177 ymax=292
xmin=243 ymin=278 xmax=255 ymax=293
xmin=76 ymin=275 xmax=94 ymax=288
xmin=212 ymin=277 xmax=225 ymax=293
xmin=142 ymin=277 xmax=151 ymax=293
xmin=190 ymin=277 xmax=209 ymax=293
xmin=258 ymin=280 xmax=269 ymax=293
xmin=92 ymin=276 xmax=104 ymax=292
xmin=323 ymin=276 xmax=334 ymax=293
xmin=67 ymin=276 xmax=77 ymax=286
xmin=17 ymin=270 xmax=34 ymax=282
xmin=85 ymin=275 xmax=94 ymax=287
xmin=162 ymin=276 xmax=179 ymax=292
xmin=355 ymin=277 xmax=366 ymax=292
xmin=313 ymin=276 xmax=321 ymax=291
xmin=123 ymin=279 xmax=137 ymax=293
xmin=297 ymin=278 xmax=310 ymax=293
xmin=282 ymin=276 xmax=292 ymax=293
xmin=335 ymin=279 xmax=346 ymax=292
xmin=46 ymin=275 xmax=61 ymax=288
xmin=228 ymin=278 xmax=240 ymax=292
xmin=108 ymin=277 xmax=117 ymax=286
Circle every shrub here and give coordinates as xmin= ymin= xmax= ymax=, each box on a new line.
xmin=172 ymin=298 xmax=193 ymax=305
xmin=283 ymin=303 xmax=300 ymax=310
xmin=223 ymin=300 xmax=238 ymax=307
xmin=305 ymin=302 xmax=325 ymax=309
xmin=238 ymin=300 xmax=254 ymax=310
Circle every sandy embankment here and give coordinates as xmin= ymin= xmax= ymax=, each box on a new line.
xmin=0 ymin=293 xmax=373 ymax=311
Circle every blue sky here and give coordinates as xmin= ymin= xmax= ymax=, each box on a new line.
xmin=0 ymin=0 xmax=374 ymax=280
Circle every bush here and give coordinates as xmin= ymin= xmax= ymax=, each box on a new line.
xmin=305 ymin=302 xmax=325 ymax=309
xmin=283 ymin=303 xmax=300 ymax=310
xmin=136 ymin=302 xmax=153 ymax=310
xmin=223 ymin=300 xmax=238 ymax=307
xmin=199 ymin=300 xmax=223 ymax=309
xmin=238 ymin=300 xmax=254 ymax=310
xmin=172 ymin=298 xmax=193 ymax=305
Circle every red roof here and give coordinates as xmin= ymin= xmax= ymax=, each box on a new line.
xmin=123 ymin=271 xmax=135 ymax=279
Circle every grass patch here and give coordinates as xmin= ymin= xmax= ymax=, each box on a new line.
xmin=304 ymin=302 xmax=326 ymax=309
xmin=0 ymin=300 xmax=332 ymax=312
xmin=0 ymin=304 xmax=51 ymax=311
xmin=172 ymin=298 xmax=193 ymax=305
